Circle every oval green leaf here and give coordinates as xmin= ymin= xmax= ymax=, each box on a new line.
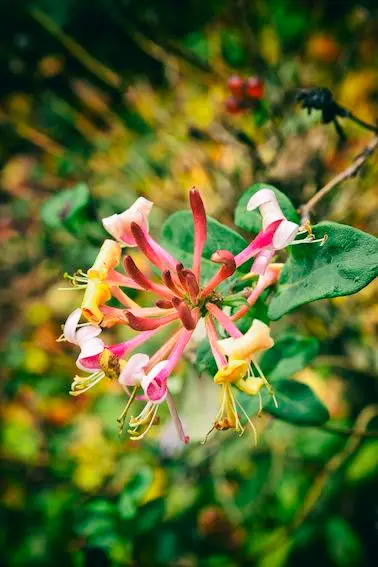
xmin=265 ymin=379 xmax=330 ymax=425
xmin=41 ymin=183 xmax=90 ymax=234
xmin=261 ymin=334 xmax=319 ymax=380
xmin=268 ymin=222 xmax=378 ymax=320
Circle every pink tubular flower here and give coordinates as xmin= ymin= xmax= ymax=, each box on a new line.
xmin=234 ymin=189 xmax=300 ymax=270
xmin=190 ymin=188 xmax=207 ymax=280
xmin=124 ymin=358 xmax=189 ymax=443
xmin=102 ymin=197 xmax=153 ymax=246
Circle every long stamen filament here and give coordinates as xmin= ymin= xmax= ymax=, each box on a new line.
xmin=117 ymin=385 xmax=138 ymax=433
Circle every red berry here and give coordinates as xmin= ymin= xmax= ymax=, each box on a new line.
xmin=245 ymin=77 xmax=264 ymax=99
xmin=227 ymin=75 xmax=243 ymax=95
xmin=225 ymin=96 xmax=242 ymax=114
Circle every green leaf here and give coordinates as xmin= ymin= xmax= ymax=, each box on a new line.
xmin=41 ymin=183 xmax=91 ymax=234
xmin=221 ymin=30 xmax=246 ymax=66
xmin=195 ymin=340 xmax=218 ymax=376
xmin=118 ymin=493 xmax=137 ymax=520
xmin=135 ymin=499 xmax=165 ymax=534
xmin=325 ymin=517 xmax=363 ymax=567
xmin=161 ymin=210 xmax=250 ymax=282
xmin=265 ymin=380 xmax=329 ymax=425
xmin=346 ymin=441 xmax=378 ymax=483
xmin=183 ymin=31 xmax=209 ymax=62
xmin=235 ymin=183 xmax=299 ymax=234
xmin=252 ymin=102 xmax=269 ymax=127
xmin=126 ymin=467 xmax=154 ymax=503
xmin=268 ymin=222 xmax=378 ymax=320
xmin=261 ymin=334 xmax=319 ymax=380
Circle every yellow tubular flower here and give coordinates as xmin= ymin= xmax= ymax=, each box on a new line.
xmin=217 ymin=320 xmax=274 ymax=362
xmin=235 ymin=376 xmax=264 ymax=396
xmin=214 ymin=360 xmax=248 ymax=384
xmin=81 ymin=280 xmax=111 ymax=324
xmin=87 ymin=239 xmax=122 ymax=280
xmin=205 ymin=360 xmax=249 ymax=438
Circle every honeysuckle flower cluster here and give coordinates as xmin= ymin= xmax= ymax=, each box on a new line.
xmin=60 ymin=188 xmax=324 ymax=444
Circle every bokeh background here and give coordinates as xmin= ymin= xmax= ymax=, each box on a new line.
xmin=1 ymin=1 xmax=377 ymax=566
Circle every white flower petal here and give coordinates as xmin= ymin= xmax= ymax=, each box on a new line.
xmin=102 ymin=198 xmax=153 ymax=246
xmin=102 ymin=214 xmax=125 ymax=242
xmin=246 ymin=188 xmax=276 ymax=211
xmin=272 ymin=220 xmax=299 ymax=249
xmin=76 ymin=338 xmax=104 ymax=369
xmin=128 ymin=197 xmax=153 ymax=220
xmin=76 ymin=325 xmax=102 ymax=345
xmin=247 ymin=189 xmax=286 ymax=230
xmin=63 ymin=308 xmax=82 ymax=345
xmin=119 ymin=353 xmax=150 ymax=387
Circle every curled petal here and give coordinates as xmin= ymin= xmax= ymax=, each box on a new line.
xmin=272 ymin=220 xmax=299 ymax=249
xmin=247 ymin=188 xmax=276 ymax=210
xmin=102 ymin=197 xmax=153 ymax=246
xmin=76 ymin=337 xmax=105 ymax=371
xmin=218 ymin=319 xmax=274 ymax=362
xmin=119 ymin=353 xmax=150 ymax=387
xmin=75 ymin=325 xmax=102 ymax=344
xmin=63 ymin=308 xmax=82 ymax=344
xmin=213 ymin=360 xmax=249 ymax=384
xmin=141 ymin=360 xmax=169 ymax=403
xmin=247 ymin=189 xmax=285 ymax=231
xmin=75 ymin=340 xmax=133 ymax=373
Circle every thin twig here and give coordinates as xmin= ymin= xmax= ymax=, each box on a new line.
xmin=300 ymin=136 xmax=378 ymax=223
